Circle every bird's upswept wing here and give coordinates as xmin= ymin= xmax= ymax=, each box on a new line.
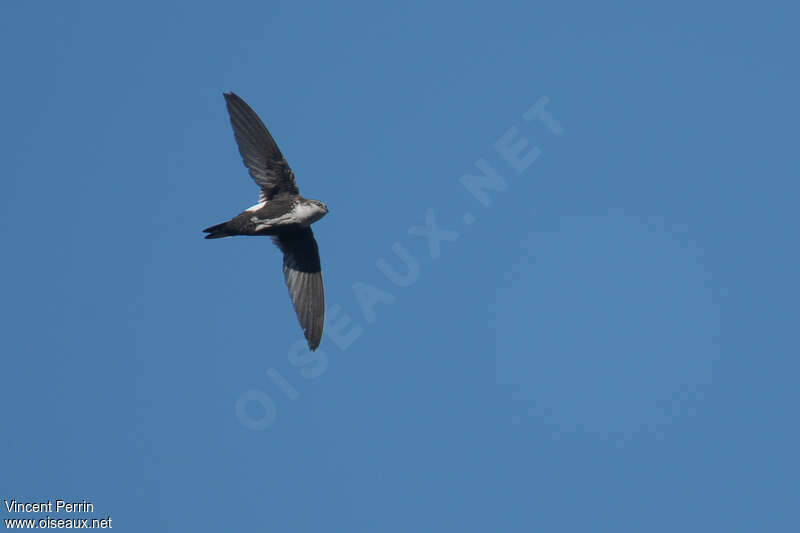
xmin=223 ymin=92 xmax=300 ymax=200
xmin=271 ymin=228 xmax=324 ymax=350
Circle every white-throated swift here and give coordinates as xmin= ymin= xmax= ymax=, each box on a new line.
xmin=204 ymin=92 xmax=327 ymax=350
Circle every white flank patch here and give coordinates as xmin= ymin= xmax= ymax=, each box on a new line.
xmin=245 ymin=201 xmax=267 ymax=213
xmin=253 ymin=212 xmax=295 ymax=232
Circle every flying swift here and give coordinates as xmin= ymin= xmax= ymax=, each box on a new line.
xmin=204 ymin=92 xmax=327 ymax=350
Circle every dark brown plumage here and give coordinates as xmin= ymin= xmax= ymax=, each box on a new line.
xmin=203 ymin=92 xmax=328 ymax=350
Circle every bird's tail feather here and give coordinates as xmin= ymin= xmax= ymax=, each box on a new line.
xmin=203 ymin=222 xmax=231 ymax=239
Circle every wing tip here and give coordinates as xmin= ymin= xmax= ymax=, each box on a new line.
xmin=223 ymin=92 xmax=243 ymax=107
xmin=284 ymin=268 xmax=324 ymax=352
xmin=306 ymin=337 xmax=321 ymax=351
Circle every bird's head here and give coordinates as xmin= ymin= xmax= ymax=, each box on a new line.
xmin=306 ymin=199 xmax=328 ymax=223
xmin=310 ymin=199 xmax=328 ymax=214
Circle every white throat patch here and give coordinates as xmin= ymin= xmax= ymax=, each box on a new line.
xmin=292 ymin=202 xmax=326 ymax=225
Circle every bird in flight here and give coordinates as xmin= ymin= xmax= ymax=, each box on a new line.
xmin=204 ymin=92 xmax=328 ymax=350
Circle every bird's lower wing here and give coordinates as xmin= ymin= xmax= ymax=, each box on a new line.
xmin=271 ymin=228 xmax=324 ymax=350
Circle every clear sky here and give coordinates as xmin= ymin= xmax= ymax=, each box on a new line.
xmin=1 ymin=1 xmax=798 ymax=531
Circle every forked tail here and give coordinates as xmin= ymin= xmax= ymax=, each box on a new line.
xmin=203 ymin=222 xmax=231 ymax=239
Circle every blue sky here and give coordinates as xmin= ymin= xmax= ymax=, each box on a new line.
xmin=1 ymin=1 xmax=798 ymax=531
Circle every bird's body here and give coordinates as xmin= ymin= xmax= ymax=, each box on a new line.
xmin=204 ymin=92 xmax=328 ymax=350
xmin=204 ymin=197 xmax=327 ymax=238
